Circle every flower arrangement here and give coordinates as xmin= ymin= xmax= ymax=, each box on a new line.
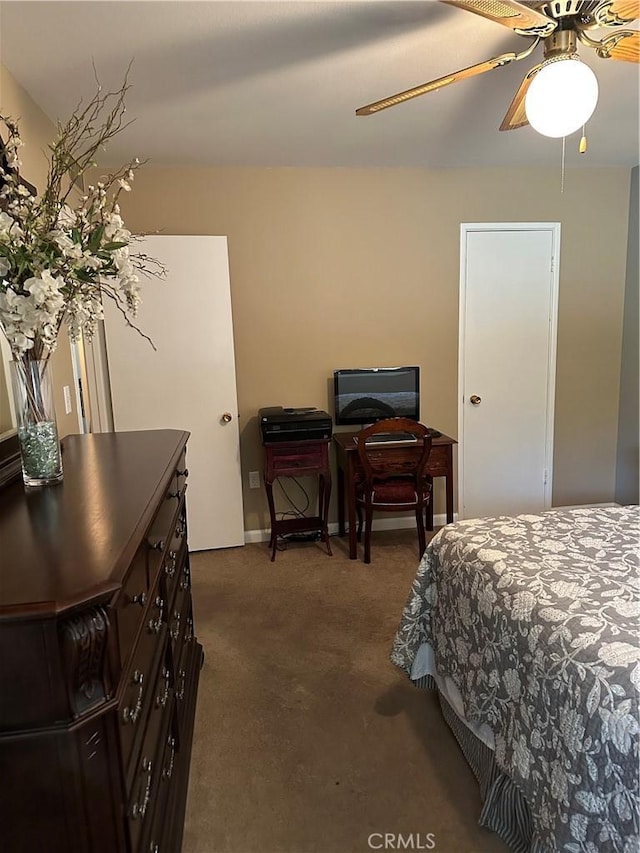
xmin=0 ymin=77 xmax=159 ymax=360
xmin=0 ymin=76 xmax=161 ymax=485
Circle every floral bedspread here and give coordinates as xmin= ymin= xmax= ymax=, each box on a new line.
xmin=391 ymin=506 xmax=640 ymax=853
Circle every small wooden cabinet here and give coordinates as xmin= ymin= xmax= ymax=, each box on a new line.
xmin=0 ymin=429 xmax=203 ymax=853
xmin=263 ymin=439 xmax=332 ymax=561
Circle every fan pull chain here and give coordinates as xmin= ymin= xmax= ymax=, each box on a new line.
xmin=561 ymin=136 xmax=566 ymax=194
xmin=579 ymin=125 xmax=588 ymax=155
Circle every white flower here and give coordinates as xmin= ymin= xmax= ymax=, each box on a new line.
xmin=476 ymin=584 xmax=497 ymax=617
xmin=550 ymin=762 xmax=568 ymax=801
xmin=560 ymin=707 xmax=585 ymax=754
xmin=599 ymin=704 xmax=638 ymax=754
xmin=598 ymin=642 xmax=640 ymax=668
xmin=0 ymin=210 xmax=14 ymax=237
xmin=511 ymin=590 xmax=536 ymax=622
xmin=51 ymin=230 xmax=83 ymax=259
xmin=512 ymin=735 xmax=532 ymax=780
xmin=56 ymin=205 xmax=76 ymax=228
xmin=0 ymin=257 xmax=10 ymax=277
xmin=503 ymin=668 xmax=521 ymax=701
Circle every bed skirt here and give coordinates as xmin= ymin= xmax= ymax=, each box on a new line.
xmin=414 ymin=675 xmax=550 ymax=853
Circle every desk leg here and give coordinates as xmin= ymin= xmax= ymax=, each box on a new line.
xmin=445 ymin=449 xmax=454 ymax=524
xmin=347 ymin=457 xmax=357 ymax=560
xmin=337 ymin=465 xmax=345 ymax=537
xmin=265 ymin=478 xmax=277 ymax=561
xmin=426 ymin=476 xmax=434 ymax=532
xmin=320 ymin=471 xmax=332 ymax=556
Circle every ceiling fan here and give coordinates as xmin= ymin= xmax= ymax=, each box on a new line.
xmin=356 ymin=0 xmax=639 ymax=137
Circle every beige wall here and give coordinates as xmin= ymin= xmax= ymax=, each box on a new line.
xmin=118 ymin=165 xmax=630 ymax=530
xmin=2 ymin=57 xmax=631 ymax=528
xmin=0 ymin=64 xmax=79 ymax=439
xmin=616 ymin=165 xmax=639 ymax=505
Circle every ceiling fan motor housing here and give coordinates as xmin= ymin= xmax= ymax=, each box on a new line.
xmin=544 ymin=28 xmax=579 ymax=57
xmin=537 ymin=1 xmax=599 ymax=21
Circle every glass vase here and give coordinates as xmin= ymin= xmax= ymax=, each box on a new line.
xmin=10 ymin=357 xmax=63 ymax=487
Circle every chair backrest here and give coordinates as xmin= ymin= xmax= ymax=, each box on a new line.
xmin=356 ymin=417 xmax=432 ymax=488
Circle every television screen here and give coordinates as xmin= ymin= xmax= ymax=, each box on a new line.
xmin=333 ymin=366 xmax=420 ymax=426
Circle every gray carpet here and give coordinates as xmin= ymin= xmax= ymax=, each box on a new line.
xmin=182 ymin=529 xmax=508 ymax=853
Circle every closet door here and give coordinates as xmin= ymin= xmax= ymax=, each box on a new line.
xmin=458 ymin=223 xmax=560 ymax=520
xmin=104 ymin=235 xmax=244 ymax=550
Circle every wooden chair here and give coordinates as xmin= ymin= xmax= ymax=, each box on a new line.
xmin=355 ymin=417 xmax=433 ymax=564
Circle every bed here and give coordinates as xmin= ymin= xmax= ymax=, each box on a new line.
xmin=391 ymin=505 xmax=640 ymax=853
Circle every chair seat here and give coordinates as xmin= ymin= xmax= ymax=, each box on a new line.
xmin=357 ymin=479 xmax=424 ymax=506
xmin=354 ymin=417 xmax=433 ymax=563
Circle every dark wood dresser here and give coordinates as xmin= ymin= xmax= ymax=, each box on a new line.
xmin=0 ymin=429 xmax=203 ymax=853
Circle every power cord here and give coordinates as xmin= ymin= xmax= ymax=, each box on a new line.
xmin=274 ymin=476 xmax=314 ymax=552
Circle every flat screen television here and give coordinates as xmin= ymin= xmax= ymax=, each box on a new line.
xmin=333 ymin=366 xmax=420 ymax=426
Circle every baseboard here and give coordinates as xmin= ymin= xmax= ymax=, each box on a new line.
xmin=552 ymin=501 xmax=619 ymax=510
xmin=243 ymin=513 xmax=455 ymax=544
xmin=243 ymin=503 xmax=621 ymax=544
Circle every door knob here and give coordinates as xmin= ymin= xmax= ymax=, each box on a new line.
xmin=469 ymin=395 xmax=482 ymax=406
xmin=222 ymin=412 xmax=233 ymax=423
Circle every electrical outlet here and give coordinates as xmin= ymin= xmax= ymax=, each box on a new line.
xmin=63 ymin=385 xmax=73 ymax=415
xmin=248 ymin=470 xmax=260 ymax=489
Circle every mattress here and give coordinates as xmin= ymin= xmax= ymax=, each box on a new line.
xmin=392 ymin=505 xmax=640 ymax=853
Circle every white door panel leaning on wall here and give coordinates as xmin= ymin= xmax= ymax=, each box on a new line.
xmin=458 ymin=223 xmax=560 ymax=520
xmin=103 ymin=235 xmax=245 ymax=550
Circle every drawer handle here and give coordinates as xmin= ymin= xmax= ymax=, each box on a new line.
xmin=165 ymin=551 xmax=177 ymax=578
xmin=155 ymin=667 xmax=170 ymax=708
xmin=131 ymin=758 xmax=153 ymax=819
xmin=177 ymin=468 xmax=189 ymax=477
xmin=170 ymin=610 xmax=181 ymax=641
xmin=132 ymin=591 xmax=147 ymax=607
xmin=184 ymin=617 xmax=194 ymax=644
xmin=162 ymin=736 xmax=176 ymax=780
xmin=176 ymin=668 xmax=186 ymax=701
xmin=148 ymin=596 xmax=164 ymax=634
xmin=168 ymin=489 xmax=181 ymax=500
xmin=122 ymin=671 xmax=144 ymax=724
xmin=149 ymin=844 xmax=160 ymax=853
xmin=179 ymin=566 xmax=191 ymax=592
xmin=149 ymin=538 xmax=165 ymax=552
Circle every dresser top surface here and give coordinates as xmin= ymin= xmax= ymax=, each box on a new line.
xmin=0 ymin=429 xmax=188 ymax=617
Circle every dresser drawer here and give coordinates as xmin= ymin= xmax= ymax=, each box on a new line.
xmin=169 ymin=576 xmax=195 ymax=679
xmin=175 ymin=603 xmax=197 ymax=732
xmin=146 ymin=466 xmax=188 ymax=584
xmin=160 ymin=512 xmax=188 ymax=613
xmin=118 ymin=602 xmax=166 ymax=778
xmin=266 ymin=444 xmax=327 ymax=477
xmin=116 ymin=550 xmax=151 ymax=666
xmin=425 ymin=444 xmax=450 ymax=476
xmin=126 ymin=648 xmax=174 ymax=852
xmin=143 ymin=718 xmax=179 ymax=853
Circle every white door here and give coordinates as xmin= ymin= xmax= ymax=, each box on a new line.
xmin=458 ymin=223 xmax=560 ymax=519
xmin=103 ymin=235 xmax=245 ymax=551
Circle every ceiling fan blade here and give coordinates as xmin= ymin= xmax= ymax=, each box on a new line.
xmin=356 ymin=52 xmax=520 ymax=116
xmin=499 ymin=63 xmax=542 ymax=131
xmin=591 ymin=0 xmax=639 ymax=26
xmin=599 ymin=29 xmax=640 ymax=60
xmin=442 ymin=0 xmax=557 ymax=36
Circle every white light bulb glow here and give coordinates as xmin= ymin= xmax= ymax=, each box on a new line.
xmin=525 ymin=57 xmax=599 ymax=138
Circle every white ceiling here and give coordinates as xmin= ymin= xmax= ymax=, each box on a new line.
xmin=1 ymin=0 xmax=638 ymax=169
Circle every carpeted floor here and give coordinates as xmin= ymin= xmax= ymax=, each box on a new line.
xmin=182 ymin=529 xmax=509 ymax=853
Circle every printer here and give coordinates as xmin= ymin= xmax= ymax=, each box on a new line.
xmin=259 ymin=406 xmax=333 ymax=443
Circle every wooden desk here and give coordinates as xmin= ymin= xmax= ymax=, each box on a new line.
xmin=263 ymin=439 xmax=333 ymax=561
xmin=333 ymin=430 xmax=457 ymax=560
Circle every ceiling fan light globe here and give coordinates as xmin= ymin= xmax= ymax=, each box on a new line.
xmin=524 ymin=58 xmax=599 ymax=138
